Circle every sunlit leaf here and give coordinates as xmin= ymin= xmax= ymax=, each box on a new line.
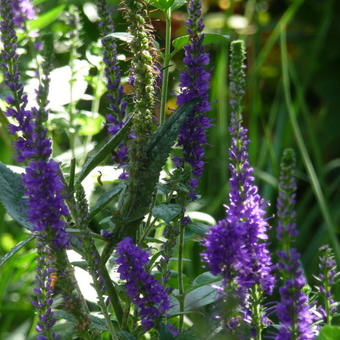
xmin=0 ymin=236 xmax=34 ymax=268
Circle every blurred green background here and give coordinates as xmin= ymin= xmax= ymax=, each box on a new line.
xmin=1 ymin=0 xmax=339 ymax=338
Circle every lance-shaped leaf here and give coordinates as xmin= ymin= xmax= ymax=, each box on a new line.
xmin=76 ymin=115 xmax=133 ymax=184
xmin=89 ymin=183 xmax=125 ymax=220
xmin=0 ymin=235 xmax=35 ymax=267
xmin=0 ymin=162 xmax=33 ymax=230
xmin=118 ymin=101 xmax=196 ymax=238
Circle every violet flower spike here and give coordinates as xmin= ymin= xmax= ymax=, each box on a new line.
xmin=276 ymin=250 xmax=316 ymax=340
xmin=116 ymin=237 xmax=170 ymax=330
xmin=314 ymin=245 xmax=339 ymax=325
xmin=0 ymin=0 xmax=69 ymax=250
xmin=32 ymin=241 xmax=59 ymax=340
xmin=96 ymin=0 xmax=128 ymax=169
xmin=276 ymin=148 xmax=298 ymax=250
xmin=227 ymin=40 xmax=274 ymax=295
xmin=275 ymin=149 xmax=316 ymax=339
xmin=175 ymin=0 xmax=212 ymax=198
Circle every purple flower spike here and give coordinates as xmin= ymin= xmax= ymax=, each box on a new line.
xmin=116 ymin=237 xmax=170 ymax=330
xmin=275 ymin=150 xmax=316 ymax=339
xmin=203 ymin=41 xmax=274 ymax=298
xmin=276 ymin=250 xmax=316 ymax=340
xmin=96 ymin=0 xmax=128 ymax=167
xmin=175 ymin=0 xmax=212 ymax=197
xmin=276 ymin=149 xmax=298 ymax=247
xmin=314 ymin=245 xmax=338 ymax=325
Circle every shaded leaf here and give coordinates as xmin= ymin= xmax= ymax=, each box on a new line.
xmin=0 ymin=235 xmax=34 ymax=268
xmin=158 ymin=323 xmax=176 ymax=340
xmin=119 ymin=101 xmax=196 ymax=237
xmin=89 ymin=315 xmax=109 ymax=331
xmin=184 ymin=284 xmax=220 ymax=311
xmin=192 ymin=272 xmax=221 ymax=287
xmin=0 ymin=162 xmax=33 ymax=230
xmin=89 ymin=183 xmax=125 ymax=219
xmin=117 ymin=331 xmax=137 ymax=340
xmin=152 ymin=204 xmax=182 ymax=223
xmin=187 ymin=222 xmax=210 ymax=236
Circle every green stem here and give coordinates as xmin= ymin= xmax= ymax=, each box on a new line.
xmin=251 ymin=284 xmax=263 ymax=340
xmin=178 ymin=222 xmax=185 ymax=331
xmin=83 ymin=68 xmax=104 ymax=162
xmin=159 ymin=7 xmax=172 ymax=125
xmin=100 ymin=263 xmax=124 ymax=327
xmin=280 ymin=26 xmax=340 ymax=267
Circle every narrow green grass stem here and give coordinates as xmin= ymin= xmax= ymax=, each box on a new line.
xmin=280 ymin=26 xmax=340 ymax=266
xmin=159 ymin=8 xmax=172 ymax=125
xmin=178 ymin=222 xmax=185 ymax=331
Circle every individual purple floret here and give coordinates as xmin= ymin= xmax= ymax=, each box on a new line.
xmin=175 ymin=0 xmax=212 ymax=198
xmin=116 ymin=237 xmax=170 ymax=330
xmin=314 ymin=245 xmax=338 ymax=325
xmin=276 ymin=249 xmax=316 ymax=340
xmin=96 ymin=0 xmax=128 ymax=167
xmin=12 ymin=0 xmax=36 ymax=28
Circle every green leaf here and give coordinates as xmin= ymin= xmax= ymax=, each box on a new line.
xmin=317 ymin=326 xmax=340 ymax=340
xmin=171 ymin=0 xmax=186 ymax=10
xmin=152 ymin=204 xmax=182 ymax=223
xmin=148 ymin=0 xmax=185 ymax=10
xmin=89 ymin=183 xmax=125 ymax=220
xmin=28 ymin=5 xmax=65 ymax=30
xmin=172 ymin=33 xmax=229 ymax=55
xmin=105 ymin=32 xmax=134 ymax=43
xmin=76 ymin=115 xmax=133 ymax=184
xmin=184 ymin=284 xmax=220 ymax=310
xmin=117 ymin=331 xmax=137 ymax=340
xmin=53 ymin=310 xmax=77 ymax=324
xmin=187 ymin=222 xmax=210 ymax=236
xmin=0 ymin=235 xmax=34 ymax=267
xmin=0 ymin=162 xmax=33 ymax=230
xmin=192 ymin=272 xmax=221 ymax=287
xmin=158 ymin=323 xmax=176 ymax=340
xmin=148 ymin=0 xmax=174 ymax=10
xmin=74 ymin=113 xmax=105 ymax=136
xmin=119 ymin=101 xmax=196 ymax=235
xmin=70 ymin=261 xmax=88 ymax=270
xmin=89 ymin=315 xmax=109 ymax=331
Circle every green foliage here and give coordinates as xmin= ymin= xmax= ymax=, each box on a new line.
xmin=0 ymin=162 xmax=32 ymax=230
xmin=172 ymin=33 xmax=229 ymax=57
xmin=0 ymin=236 xmax=34 ymax=267
xmin=152 ymin=204 xmax=182 ymax=223
xmin=76 ymin=114 xmax=133 ymax=183
xmin=317 ymin=326 xmax=340 ymax=340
